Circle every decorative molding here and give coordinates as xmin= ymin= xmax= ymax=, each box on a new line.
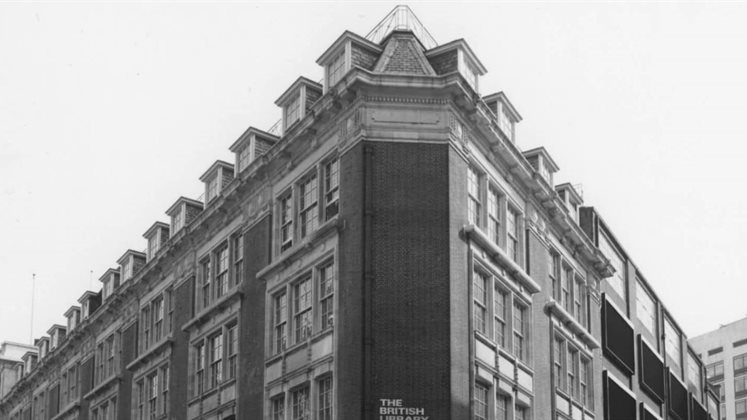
xmin=364 ymin=95 xmax=448 ymax=105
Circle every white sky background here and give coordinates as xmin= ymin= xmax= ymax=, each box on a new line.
xmin=1 ymin=2 xmax=746 ymax=345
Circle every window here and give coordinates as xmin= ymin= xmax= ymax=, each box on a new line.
xmin=549 ymin=252 xmax=560 ymax=301
xmin=291 ymin=386 xmax=310 ymax=420
xmin=148 ymin=372 xmax=158 ymax=419
xmin=494 ymin=285 xmax=507 ymax=347
xmin=736 ymin=374 xmax=747 ymax=395
xmin=206 ymin=175 xmax=218 ymax=202
xmin=568 ymin=347 xmax=579 ymax=399
xmin=238 ymin=145 xmax=252 ymax=173
xmin=554 ymin=337 xmax=565 ymax=391
xmin=664 ymin=317 xmax=682 ymax=374
xmin=299 ymin=174 xmax=319 ymax=239
xmin=319 ymin=262 xmax=335 ymax=331
xmin=506 ymin=208 xmax=519 ymax=262
xmin=514 ymin=405 xmax=528 ymax=420
xmin=580 ymin=357 xmax=592 ymax=407
xmin=215 ymin=246 xmax=229 ymax=299
xmin=279 ymin=193 xmax=294 ymax=252
xmin=498 ymin=106 xmax=513 ymax=141
xmin=103 ymin=278 xmax=113 ymax=300
xmin=293 ymin=277 xmax=313 ymax=343
xmin=574 ymin=276 xmax=586 ymax=326
xmin=172 ymin=210 xmax=184 ymax=234
xmin=708 ymin=361 xmax=725 ymax=379
xmin=636 ymin=280 xmax=657 ymax=336
xmin=201 ymin=257 xmax=212 ymax=309
xmin=513 ymin=301 xmax=527 ymax=362
xmin=735 ymin=353 xmax=747 ymax=372
xmin=166 ymin=288 xmax=174 ymax=333
xmin=194 ymin=342 xmax=205 ymax=396
xmin=208 ymin=332 xmax=223 ymax=388
xmin=141 ymin=305 xmax=151 ymax=351
xmin=496 ymin=394 xmax=508 ymax=420
xmin=318 ymin=377 xmax=333 ymax=420
xmin=327 ymin=51 xmax=346 ymax=88
xmin=152 ymin=297 xmax=163 ymax=342
xmin=467 ymin=167 xmax=481 ymax=225
xmin=737 ymin=399 xmax=747 ymax=415
xmin=473 ymin=271 xmax=488 ymax=336
xmin=105 ymin=334 xmax=115 ymax=379
xmin=137 ymin=381 xmax=145 ymax=420
xmin=271 ymin=396 xmax=285 ymax=420
xmin=274 ymin=291 xmax=288 ymax=354
xmin=487 ymin=187 xmax=501 ymax=244
xmin=226 ymin=323 xmax=238 ymax=380
xmin=561 ymin=266 xmax=572 ymax=313
xmin=233 ymin=234 xmax=244 ymax=285
xmin=688 ymin=352 xmax=703 ymax=399
xmin=285 ymin=94 xmax=301 ymax=128
xmin=598 ymin=232 xmax=626 ymax=303
xmin=474 ymin=383 xmax=488 ymax=420
xmin=160 ymin=365 xmax=169 ymax=415
xmin=323 ymin=159 xmax=339 ymax=220
xmin=147 ymin=235 xmax=158 ymax=260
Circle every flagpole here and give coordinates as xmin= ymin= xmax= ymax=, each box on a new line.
xmin=29 ymin=273 xmax=35 ymax=344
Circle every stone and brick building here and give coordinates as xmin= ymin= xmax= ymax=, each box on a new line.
xmin=0 ymin=6 xmax=720 ymax=420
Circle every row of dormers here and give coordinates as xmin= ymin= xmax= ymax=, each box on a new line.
xmin=20 ymin=124 xmax=282 ymax=378
xmin=14 ymin=26 xmax=590 ymax=390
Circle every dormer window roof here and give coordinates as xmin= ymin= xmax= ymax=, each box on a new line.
xmin=46 ymin=325 xmax=66 ymax=350
xmin=77 ymin=290 xmax=101 ymax=320
xmin=143 ymin=221 xmax=170 ymax=261
xmin=117 ymin=250 xmax=146 ymax=283
xmin=425 ymin=39 xmax=487 ymax=92
xmin=523 ymin=147 xmax=559 ymax=187
xmin=64 ymin=306 xmax=81 ymax=332
xmin=317 ymin=31 xmax=383 ymax=92
xmin=274 ymin=77 xmax=323 ymax=134
xmin=229 ymin=127 xmax=279 ymax=175
xmin=483 ymin=92 xmax=522 ymax=143
xmin=166 ymin=196 xmax=204 ymax=237
xmin=98 ymin=268 xmax=121 ymax=301
xmin=199 ymin=160 xmax=234 ymax=204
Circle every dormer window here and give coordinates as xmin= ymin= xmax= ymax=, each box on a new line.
xmin=117 ymin=250 xmax=146 ymax=283
xmin=82 ymin=300 xmax=90 ymax=319
xmin=327 ymin=50 xmax=347 ymax=88
xmin=230 ymin=127 xmax=280 ymax=175
xmin=144 ymin=222 xmax=170 ymax=261
xmin=65 ymin=306 xmax=80 ymax=332
xmin=275 ymin=77 xmax=323 ymax=135
xmin=166 ymin=197 xmax=204 ymax=237
xmin=483 ymin=92 xmax=522 ymax=143
xmin=47 ymin=326 xmax=65 ymax=350
xmin=522 ymin=147 xmax=559 ymax=187
xmin=199 ymin=161 xmax=234 ymax=205
xmin=425 ymin=39 xmax=487 ymax=93
xmin=284 ymin=94 xmax=301 ymax=129
xmin=458 ymin=50 xmax=478 ymax=91
xmin=238 ymin=146 xmax=251 ymax=173
xmin=172 ymin=211 xmax=184 ymax=234
xmin=206 ymin=176 xmax=218 ymax=202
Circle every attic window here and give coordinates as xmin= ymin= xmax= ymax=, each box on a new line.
xmin=284 ymin=94 xmax=301 ymax=129
xmin=238 ymin=145 xmax=252 ymax=173
xmin=327 ymin=50 xmax=347 ymax=88
xmin=206 ymin=176 xmax=219 ymax=202
xmin=171 ymin=210 xmax=184 ymax=235
xmin=498 ymin=106 xmax=514 ymax=141
xmin=103 ymin=278 xmax=113 ymax=300
xmin=458 ymin=50 xmax=478 ymax=91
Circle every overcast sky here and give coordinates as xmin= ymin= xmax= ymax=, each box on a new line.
xmin=1 ymin=2 xmax=746 ymax=346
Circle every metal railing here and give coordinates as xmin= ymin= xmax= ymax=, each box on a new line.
xmin=267 ymin=119 xmax=282 ymax=136
xmin=365 ymin=5 xmax=438 ymax=50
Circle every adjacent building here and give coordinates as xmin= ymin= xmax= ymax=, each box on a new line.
xmin=0 ymin=5 xmax=720 ymax=420
xmin=690 ymin=317 xmax=747 ymax=420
